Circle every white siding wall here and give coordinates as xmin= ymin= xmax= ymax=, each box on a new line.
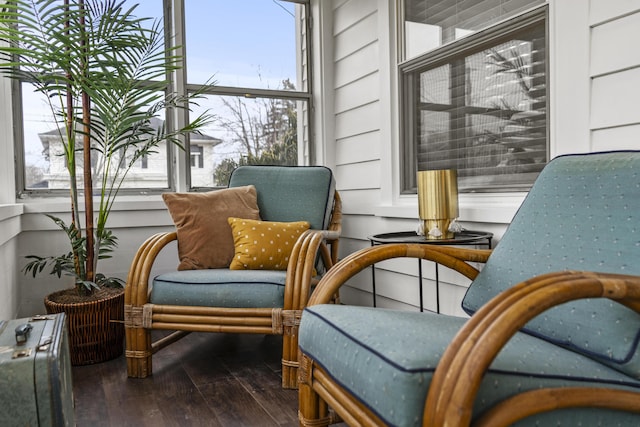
xmin=17 ymin=199 xmax=178 ymax=316
xmin=324 ymin=0 xmax=640 ymax=315
xmin=550 ymin=0 xmax=640 ymax=156
xmin=589 ymin=1 xmax=640 ymax=150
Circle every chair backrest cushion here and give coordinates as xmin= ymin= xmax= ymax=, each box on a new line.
xmin=462 ymin=151 xmax=640 ymax=378
xmin=228 ymin=165 xmax=335 ymax=230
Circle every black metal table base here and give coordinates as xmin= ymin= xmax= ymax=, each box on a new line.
xmin=368 ymin=230 xmax=493 ymax=313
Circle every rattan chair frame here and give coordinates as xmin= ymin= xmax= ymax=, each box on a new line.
xmin=298 ymin=243 xmax=640 ymax=426
xmin=125 ymin=191 xmax=341 ymax=389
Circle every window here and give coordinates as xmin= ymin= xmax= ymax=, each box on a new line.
xmin=183 ymin=0 xmax=310 ymax=188
xmin=15 ymin=0 xmax=310 ymax=195
xmin=400 ymin=1 xmax=547 ymax=193
xmin=190 ymin=145 xmax=204 ymax=168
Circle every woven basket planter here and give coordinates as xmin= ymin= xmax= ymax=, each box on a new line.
xmin=44 ymin=288 xmax=125 ymax=366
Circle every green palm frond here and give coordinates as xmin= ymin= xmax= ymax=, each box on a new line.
xmin=1 ymin=0 xmax=215 ymax=294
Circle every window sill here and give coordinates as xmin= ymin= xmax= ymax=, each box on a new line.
xmin=374 ymin=193 xmax=527 ymax=224
xmin=19 ymin=195 xmax=173 ymax=231
xmin=21 ymin=195 xmax=168 ymax=214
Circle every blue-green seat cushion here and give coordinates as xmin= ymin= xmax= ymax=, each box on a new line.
xmin=228 ymin=165 xmax=335 ymax=230
xmin=462 ymin=151 xmax=640 ymax=377
xmin=150 ymin=269 xmax=287 ymax=308
xmin=299 ymin=305 xmax=640 ymax=427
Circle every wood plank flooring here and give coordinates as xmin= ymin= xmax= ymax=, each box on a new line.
xmin=71 ymin=332 xmax=301 ymax=426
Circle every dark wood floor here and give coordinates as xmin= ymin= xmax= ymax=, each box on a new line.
xmin=71 ymin=332 xmax=301 ymax=426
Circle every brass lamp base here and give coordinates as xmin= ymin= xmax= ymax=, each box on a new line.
xmin=417 ymin=169 xmax=459 ymax=240
xmin=422 ymin=218 xmax=455 ymax=240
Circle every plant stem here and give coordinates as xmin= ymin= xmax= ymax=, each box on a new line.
xmin=79 ymin=0 xmax=95 ymax=284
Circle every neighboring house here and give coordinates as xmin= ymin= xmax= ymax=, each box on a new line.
xmin=38 ymin=118 xmax=222 ymax=189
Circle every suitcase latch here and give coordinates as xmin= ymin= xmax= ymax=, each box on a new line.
xmin=12 ymin=348 xmax=32 ymax=359
xmin=30 ymin=315 xmax=55 ymax=321
xmin=37 ymin=336 xmax=53 ymax=352
xmin=15 ymin=323 xmax=33 ymax=345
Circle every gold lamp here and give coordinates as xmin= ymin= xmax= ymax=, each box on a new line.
xmin=417 ymin=169 xmax=459 ymax=240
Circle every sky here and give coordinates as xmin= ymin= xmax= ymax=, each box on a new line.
xmin=135 ymin=0 xmax=297 ymax=87
xmin=22 ymin=0 xmax=299 ymax=170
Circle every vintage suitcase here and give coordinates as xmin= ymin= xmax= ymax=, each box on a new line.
xmin=0 ymin=313 xmax=75 ymax=426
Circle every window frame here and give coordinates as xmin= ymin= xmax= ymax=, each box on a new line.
xmin=399 ymin=4 xmax=549 ymax=194
xmin=13 ymin=0 xmax=312 ymax=197
xmin=166 ymin=0 xmax=313 ymax=192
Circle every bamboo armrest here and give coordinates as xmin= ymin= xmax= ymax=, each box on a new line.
xmin=125 ymin=231 xmax=177 ymax=307
xmin=424 ymin=270 xmax=640 ymax=427
xmin=285 ymin=228 xmax=342 ymax=310
xmin=307 ymin=243 xmax=492 ymax=306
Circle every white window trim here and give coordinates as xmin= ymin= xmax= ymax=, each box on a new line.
xmin=377 ymin=1 xmax=545 ymax=224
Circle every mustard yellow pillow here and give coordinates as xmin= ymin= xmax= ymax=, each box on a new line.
xmin=228 ymin=217 xmax=310 ymax=270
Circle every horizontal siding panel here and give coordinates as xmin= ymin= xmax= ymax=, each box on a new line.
xmin=341 ymin=214 xmax=381 ymax=241
xmin=340 ymin=269 xmax=374 ymax=294
xmin=441 ymin=282 xmax=472 ymax=317
xmin=336 ymin=130 xmax=381 ymax=164
xmin=590 ymin=12 xmax=640 ymax=76
xmin=335 ymin=101 xmax=380 ymax=138
xmin=334 ymin=12 xmax=378 ymax=61
xmin=340 ymin=286 xmax=419 ymax=311
xmin=338 ymin=286 xmax=372 ymax=307
xmin=375 ymin=252 xmax=476 ymax=287
xmin=346 ymin=215 xmax=427 ymax=240
xmin=373 ymin=256 xmax=426 ymax=275
xmin=589 ymin=0 xmax=640 ymax=25
xmin=335 ymin=43 xmax=379 ymax=88
xmin=372 ymin=268 xmax=425 ymax=307
xmin=338 ymin=236 xmax=369 ymax=261
xmin=336 ymin=189 xmax=381 ymax=217
xmin=333 ymin=0 xmax=377 ymax=36
xmin=335 ymin=161 xmax=381 ymax=191
xmin=591 ymin=67 xmax=640 ymax=129
xmin=592 ymin=124 xmax=640 ymax=151
xmin=335 ymin=72 xmax=380 ymax=112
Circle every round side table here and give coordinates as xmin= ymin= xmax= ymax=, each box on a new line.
xmin=368 ymin=230 xmax=493 ymax=312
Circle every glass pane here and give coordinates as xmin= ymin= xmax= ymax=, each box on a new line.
xmin=22 ymin=84 xmax=55 ymax=189
xmin=189 ymin=94 xmax=302 ymax=187
xmin=22 ymin=83 xmax=170 ymax=190
xmin=185 ymin=0 xmax=300 ymax=90
xmin=412 ymin=18 xmax=547 ymax=191
xmin=132 ymin=1 xmax=163 ymax=21
xmin=404 ymin=0 xmax=545 ymax=59
xmin=419 ymin=64 xmax=450 ymax=104
xmin=20 ymin=0 xmax=169 ymax=191
xmin=417 ymin=110 xmax=451 ymax=168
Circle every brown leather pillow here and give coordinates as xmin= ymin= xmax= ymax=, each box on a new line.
xmin=162 ymin=185 xmax=261 ymax=270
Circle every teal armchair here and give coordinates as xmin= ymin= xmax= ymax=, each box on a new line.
xmin=298 ymin=151 xmax=640 ymax=426
xmin=125 ymin=166 xmax=341 ymax=388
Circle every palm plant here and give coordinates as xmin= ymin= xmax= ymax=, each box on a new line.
xmin=0 ymin=0 xmax=212 ymax=295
